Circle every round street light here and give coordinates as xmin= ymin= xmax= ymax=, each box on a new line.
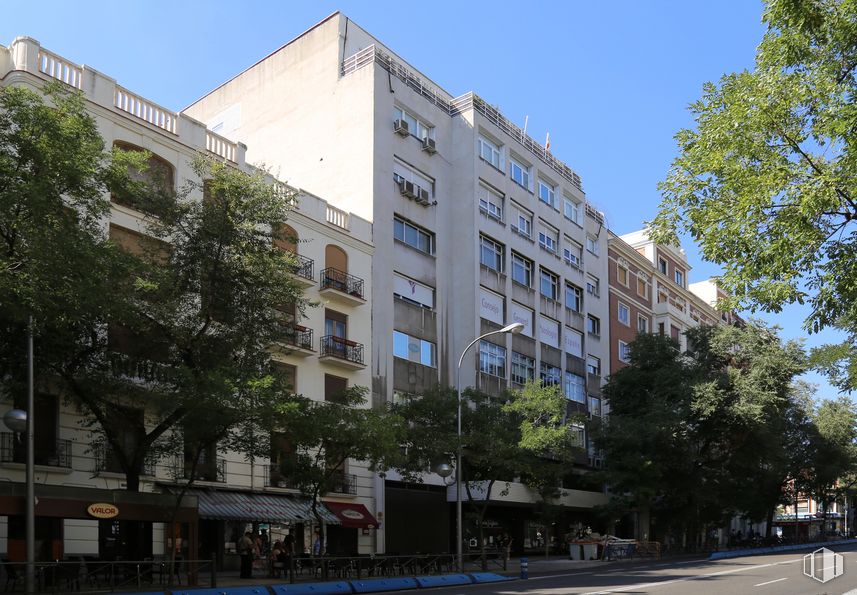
xmin=3 ymin=409 xmax=27 ymax=434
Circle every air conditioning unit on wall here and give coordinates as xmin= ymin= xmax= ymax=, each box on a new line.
xmin=399 ymin=180 xmax=417 ymax=198
xmin=422 ymin=137 xmax=437 ymax=154
xmin=394 ymin=119 xmax=410 ymax=136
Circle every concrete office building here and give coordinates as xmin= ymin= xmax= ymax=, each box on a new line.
xmin=0 ymin=36 xmax=378 ymax=565
xmin=185 ymin=13 xmax=610 ymax=553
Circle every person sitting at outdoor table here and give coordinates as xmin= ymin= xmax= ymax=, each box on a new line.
xmin=270 ymin=541 xmax=285 ymax=578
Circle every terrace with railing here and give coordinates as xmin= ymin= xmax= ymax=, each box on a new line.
xmin=2 ymin=37 xmax=242 ymax=165
xmin=0 ymin=433 xmax=71 ymax=468
xmin=343 ymin=44 xmax=585 ymax=193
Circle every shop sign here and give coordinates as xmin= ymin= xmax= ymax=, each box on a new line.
xmin=341 ymin=509 xmax=365 ymax=520
xmin=87 ymin=503 xmax=119 ymax=519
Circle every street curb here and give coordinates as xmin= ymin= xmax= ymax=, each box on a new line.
xmin=708 ymin=538 xmax=857 ymax=560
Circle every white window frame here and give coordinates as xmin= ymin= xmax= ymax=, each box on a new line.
xmin=658 ymin=257 xmax=668 ymax=275
xmin=618 ymin=302 xmax=630 ymax=326
xmin=586 ymin=235 xmax=600 ymax=256
xmin=510 ymin=157 xmax=531 ymax=190
xmin=478 ymin=135 xmax=503 ymax=170
xmin=587 ymin=315 xmax=601 ymax=336
xmin=586 ymin=355 xmax=601 ymax=376
xmin=511 ymin=252 xmax=533 ymax=287
xmin=586 ymin=275 xmax=600 ymax=298
xmin=538 ymin=179 xmax=556 ymax=208
xmin=563 ymin=196 xmax=583 ymax=225
xmin=478 ymin=185 xmax=504 ymax=222
xmin=675 ymin=269 xmax=685 ymax=287
xmin=563 ymin=240 xmax=582 ymax=268
xmin=617 ymin=261 xmax=629 ymax=286
xmin=479 ymin=340 xmax=507 ymax=378
xmin=564 ymin=372 xmax=586 ymax=403
xmin=394 ymin=216 xmax=434 ymax=255
xmin=619 ymin=340 xmax=631 ymax=363
xmin=479 ymin=234 xmax=504 ymax=273
xmin=394 ymin=106 xmax=435 ymax=140
xmin=393 ymin=161 xmax=434 ymax=199
xmin=637 ymin=314 xmax=649 ymax=333
xmin=511 ymin=352 xmax=535 ymax=385
xmin=393 ymin=330 xmax=437 ymax=367
xmin=512 ymin=206 xmax=533 ymax=239
xmin=540 ymin=268 xmax=559 ymax=301
xmin=589 ymin=395 xmax=602 ymax=417
xmin=538 ymin=224 xmax=558 ymax=254
xmin=565 ymin=283 xmax=582 ymax=312
xmin=540 ymin=362 xmax=561 ymax=386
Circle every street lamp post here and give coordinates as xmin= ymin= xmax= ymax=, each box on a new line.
xmin=455 ymin=322 xmax=524 ymax=571
xmin=3 ymin=318 xmax=34 ymax=593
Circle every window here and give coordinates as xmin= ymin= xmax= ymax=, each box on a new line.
xmin=478 ymin=135 xmax=503 ymax=169
xmin=111 ymin=141 xmax=175 ymax=214
xmin=589 ymin=395 xmax=602 ymax=416
xmin=586 ymin=355 xmax=601 ymax=376
xmin=658 ymin=322 xmax=665 ymax=336
xmin=325 ymin=308 xmax=347 ymax=339
xmin=538 ymin=179 xmax=556 ymax=208
xmin=393 ymin=161 xmax=434 ymax=199
xmin=540 ymin=362 xmax=561 ymax=386
xmin=637 ymin=314 xmax=649 ymax=333
xmin=540 ymin=268 xmax=559 ymax=301
xmin=570 ymin=423 xmax=586 ymax=448
xmin=564 ymin=372 xmax=586 ymax=403
xmin=563 ymin=240 xmax=582 ymax=268
xmin=393 ymin=272 xmax=434 ymax=309
xmin=480 ymin=235 xmax=504 ymax=272
xmin=538 ymin=224 xmax=558 ymax=254
xmin=563 ymin=196 xmax=583 ymax=225
xmin=637 ymin=274 xmax=649 ymax=298
xmin=511 ymin=205 xmax=533 ymax=238
xmin=510 ymin=158 xmax=531 ymax=190
xmin=394 ymin=216 xmax=434 ymax=255
xmin=511 ymin=252 xmax=533 ymax=287
xmin=393 ymin=330 xmax=437 ymax=367
xmin=586 ymin=275 xmax=600 ymax=297
xmin=586 ymin=235 xmax=600 ymax=256
xmin=325 ymin=374 xmax=348 ymax=403
xmin=479 ymin=340 xmax=507 ymax=378
xmin=619 ymin=340 xmax=632 ymax=363
xmin=478 ymin=185 xmax=504 ymax=222
xmin=617 ymin=260 xmax=629 ymax=286
xmin=618 ymin=303 xmax=630 ymax=326
xmin=511 ymin=352 xmax=535 ymax=385
xmin=565 ymin=283 xmax=583 ymax=312
xmin=675 ymin=269 xmax=685 ymax=287
xmin=394 ymin=106 xmax=434 ymax=140
xmin=658 ymin=257 xmax=667 ymax=275
xmin=587 ymin=315 xmax=601 ymax=336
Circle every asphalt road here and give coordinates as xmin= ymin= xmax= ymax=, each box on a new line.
xmin=431 ymin=543 xmax=857 ymax=595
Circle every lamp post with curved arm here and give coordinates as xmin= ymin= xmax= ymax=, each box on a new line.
xmin=455 ymin=322 xmax=524 ymax=571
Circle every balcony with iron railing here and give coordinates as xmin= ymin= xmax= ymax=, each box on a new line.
xmin=179 ymin=457 xmax=227 ymax=483
xmin=289 ymin=253 xmax=315 ymax=286
xmin=277 ymin=323 xmax=314 ymax=356
xmin=320 ymin=335 xmax=365 ymax=369
xmin=329 ymin=472 xmax=358 ymax=496
xmin=93 ymin=444 xmax=156 ymax=476
xmin=0 ymin=433 xmax=71 ymax=469
xmin=319 ymin=268 xmax=365 ymax=305
xmin=264 ymin=464 xmax=299 ymax=489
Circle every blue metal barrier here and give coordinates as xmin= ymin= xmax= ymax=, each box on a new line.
xmin=414 ymin=574 xmax=472 ymax=588
xmin=349 ymin=577 xmax=419 ymax=593
xmin=170 ymin=587 xmax=269 ymax=595
xmin=470 ymin=572 xmax=515 ymax=583
xmin=271 ymin=581 xmax=354 ymax=595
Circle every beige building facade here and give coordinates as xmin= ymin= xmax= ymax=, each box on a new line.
xmin=0 ymin=36 xmax=378 ymax=563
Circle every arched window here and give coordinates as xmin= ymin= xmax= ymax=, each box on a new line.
xmin=325 ymin=244 xmax=348 ymax=273
xmin=273 ymin=224 xmax=298 ymax=253
xmin=111 ymin=141 xmax=175 ymax=212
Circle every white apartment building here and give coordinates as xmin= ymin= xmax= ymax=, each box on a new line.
xmin=184 ymin=13 xmax=610 ymax=554
xmin=0 ymin=36 xmax=378 ymax=566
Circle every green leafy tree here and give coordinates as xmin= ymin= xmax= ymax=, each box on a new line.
xmin=275 ymin=387 xmax=405 ymax=531
xmin=651 ymin=0 xmax=857 ymax=390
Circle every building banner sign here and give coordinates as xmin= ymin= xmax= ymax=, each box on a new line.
xmin=479 ymin=288 xmax=504 ymax=325
xmin=510 ymin=302 xmax=533 ymax=337
xmin=538 ymin=316 xmax=560 ymax=348
xmin=564 ymin=327 xmax=583 ymax=357
xmin=87 ymin=503 xmax=119 ymax=519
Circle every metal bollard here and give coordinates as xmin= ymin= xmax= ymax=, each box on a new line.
xmin=520 ymin=557 xmax=528 ymax=580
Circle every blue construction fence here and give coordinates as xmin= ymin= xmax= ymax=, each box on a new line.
xmin=708 ymin=538 xmax=857 ymax=560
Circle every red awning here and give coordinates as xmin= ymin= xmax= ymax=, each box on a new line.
xmin=323 ymin=501 xmax=379 ymax=529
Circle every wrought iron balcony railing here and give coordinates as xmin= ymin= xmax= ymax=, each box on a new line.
xmin=0 ymin=433 xmax=71 ymax=468
xmin=264 ymin=464 xmax=299 ymax=489
xmin=93 ymin=443 xmax=157 ymax=476
xmin=180 ymin=456 xmax=227 ymax=483
xmin=280 ymin=324 xmax=314 ymax=351
xmin=320 ymin=335 xmax=364 ymax=365
xmin=329 ymin=472 xmax=358 ymax=495
xmin=320 ymin=268 xmax=365 ymax=300
xmin=290 ymin=253 xmax=314 ymax=281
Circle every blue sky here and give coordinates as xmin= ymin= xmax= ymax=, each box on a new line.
xmin=2 ymin=0 xmax=845 ymax=397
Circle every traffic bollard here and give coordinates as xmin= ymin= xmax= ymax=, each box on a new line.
xmin=520 ymin=557 xmax=529 ymax=579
